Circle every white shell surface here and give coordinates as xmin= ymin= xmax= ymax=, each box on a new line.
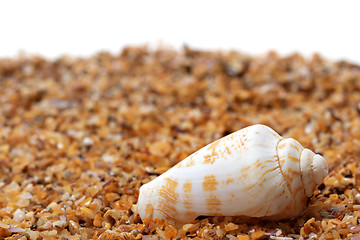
xmin=137 ymin=124 xmax=328 ymax=226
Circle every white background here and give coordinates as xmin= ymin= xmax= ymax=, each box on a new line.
xmin=0 ymin=0 xmax=359 ymax=63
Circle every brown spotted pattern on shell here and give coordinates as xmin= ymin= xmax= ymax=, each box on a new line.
xmin=137 ymin=124 xmax=329 ymax=227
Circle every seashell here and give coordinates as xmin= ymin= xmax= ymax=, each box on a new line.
xmin=137 ymin=124 xmax=328 ymax=227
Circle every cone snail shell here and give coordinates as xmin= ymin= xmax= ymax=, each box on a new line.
xmin=137 ymin=124 xmax=328 ymax=227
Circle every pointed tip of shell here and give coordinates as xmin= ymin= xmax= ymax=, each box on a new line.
xmin=312 ymin=154 xmax=328 ymax=185
xmin=300 ymin=149 xmax=328 ymax=197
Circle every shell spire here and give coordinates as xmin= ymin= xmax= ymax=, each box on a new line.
xmin=137 ymin=124 xmax=329 ymax=227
